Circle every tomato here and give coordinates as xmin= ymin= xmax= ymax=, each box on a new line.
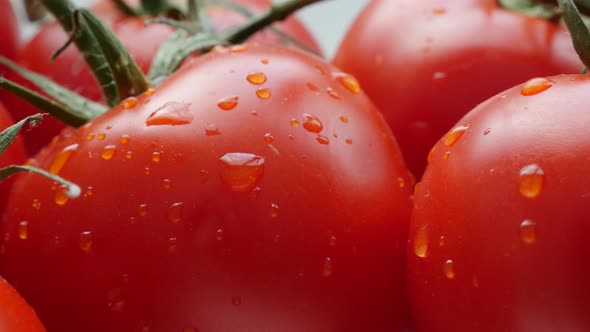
xmin=333 ymin=0 xmax=583 ymax=178
xmin=408 ymin=74 xmax=590 ymax=331
xmin=0 ymin=0 xmax=18 ymax=61
xmin=0 ymin=102 xmax=26 ymax=214
xmin=0 ymin=44 xmax=413 ymax=331
xmin=4 ymin=0 xmax=320 ymax=156
xmin=0 ymin=275 xmax=46 ymax=332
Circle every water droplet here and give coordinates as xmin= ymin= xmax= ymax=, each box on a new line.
xmin=138 ymin=204 xmax=148 ymax=217
xmin=339 ymin=116 xmax=349 ymax=123
xmin=217 ymin=96 xmax=239 ymax=111
xmin=333 ymin=72 xmax=361 ymax=94
xmin=101 ymin=145 xmax=116 ymax=160
xmin=483 ymin=128 xmax=491 ymax=135
xmin=31 ymin=199 xmax=41 ymax=210
xmin=288 ymin=134 xmax=295 ymax=140
xmin=444 ymin=123 xmax=469 ymax=147
xmin=167 ymin=202 xmax=184 ymax=223
xmin=146 ymin=102 xmax=193 ymax=126
xmin=345 ymin=138 xmax=352 ymax=145
xmin=230 ymin=44 xmax=247 ymax=53
xmin=247 ymin=72 xmax=267 ymax=85
xmin=444 ymin=259 xmax=455 ymax=279
xmin=443 ymin=151 xmax=451 ymax=160
xmin=489 ymin=168 xmax=496 ymax=176
xmin=439 ymin=235 xmax=447 ymax=247
xmin=521 ymin=77 xmax=555 ymax=96
xmin=250 ymin=110 xmax=258 ymax=116
xmin=200 ymin=170 xmax=209 ymax=183
xmin=216 ymin=228 xmax=224 ymax=241
xmin=122 ymin=96 xmax=138 ymax=109
xmin=162 ymin=179 xmax=172 ymax=190
xmin=302 ymin=114 xmax=323 ymax=133
xmin=290 ymin=119 xmax=300 ymax=127
xmin=316 ymin=135 xmax=330 ymax=145
xmin=218 ymin=153 xmax=265 ymax=192
xmin=145 ymin=88 xmax=156 ymax=96
xmin=54 ymin=186 xmax=70 ymax=206
xmin=306 ymin=82 xmax=321 ymax=94
xmin=232 ymin=296 xmax=242 ymax=306
xmin=329 ymin=235 xmax=337 ymax=246
xmin=264 ymin=133 xmax=274 ymax=142
xmin=125 ymin=151 xmax=133 ymax=159
xmin=49 ymin=144 xmax=78 ymax=174
xmin=86 ymin=133 xmax=95 ymax=141
xmin=106 ymin=288 xmax=125 ymax=312
xmin=256 ymin=88 xmax=271 ymax=99
xmin=79 ymin=231 xmax=93 ymax=253
xmin=432 ymin=72 xmax=447 ymax=80
xmin=518 ymin=164 xmax=544 ymax=198
xmin=205 ymin=124 xmax=221 ymax=136
xmin=151 ymin=152 xmax=161 ymax=163
xmin=397 ymin=177 xmax=406 ymax=188
xmin=520 ymin=219 xmax=537 ymax=245
xmin=144 ymin=167 xmax=151 ymax=176
xmin=433 ymin=7 xmax=446 ymax=14
xmin=18 ymin=221 xmax=28 ymax=240
xmin=168 ymin=237 xmax=177 ymax=254
xmin=322 ymin=257 xmax=334 ymax=277
xmin=268 ymin=203 xmax=279 ymax=219
xmin=97 ymin=133 xmax=106 ymax=140
xmin=86 ymin=186 xmax=94 ymax=197
xmin=261 ymin=59 xmax=269 ymax=64
xmin=414 ymin=225 xmax=429 ymax=258
xmin=119 ymin=135 xmax=130 ymax=145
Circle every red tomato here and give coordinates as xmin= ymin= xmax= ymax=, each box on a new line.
xmin=0 ymin=0 xmax=18 ymax=61
xmin=0 ymin=275 xmax=46 ymax=332
xmin=0 ymin=44 xmax=412 ymax=332
xmin=0 ymin=102 xmax=26 ymax=214
xmin=408 ymin=75 xmax=590 ymax=331
xmin=333 ymin=0 xmax=583 ymax=178
xmin=5 ymin=0 xmax=320 ymax=156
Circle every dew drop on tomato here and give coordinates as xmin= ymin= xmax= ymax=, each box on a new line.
xmin=316 ymin=135 xmax=330 ymax=145
xmin=97 ymin=133 xmax=106 ymax=140
xmin=247 ymin=72 xmax=267 ymax=85
xmin=444 ymin=259 xmax=455 ymax=279
xmin=413 ymin=225 xmax=429 ymax=258
xmin=302 ymin=114 xmax=323 ymax=133
xmin=145 ymin=88 xmax=156 ymax=96
xmin=306 ymin=82 xmax=321 ymax=94
xmin=444 ymin=124 xmax=469 ymax=147
xmin=339 ymin=115 xmax=349 ymax=123
xmin=79 ymin=231 xmax=93 ymax=253
xmin=256 ymin=88 xmax=271 ymax=99
xmin=167 ymin=202 xmax=184 ymax=223
xmin=215 ymin=228 xmax=224 ymax=241
xmin=333 ymin=72 xmax=361 ymax=94
xmin=345 ymin=138 xmax=353 ymax=145
xmin=168 ymin=237 xmax=177 ymax=254
xmin=152 ymin=152 xmax=161 ymax=163
xmin=483 ymin=128 xmax=491 ymax=136
xmin=144 ymin=167 xmax=151 ymax=176
xmin=138 ymin=204 xmax=148 ymax=217
xmin=106 ymin=288 xmax=125 ymax=312
xmin=521 ymin=77 xmax=555 ymax=96
xmin=264 ymin=133 xmax=274 ymax=143
xmin=520 ymin=219 xmax=537 ymax=245
xmin=119 ymin=135 xmax=130 ymax=145
xmin=32 ymin=199 xmax=41 ymax=210
xmin=145 ymin=102 xmax=193 ymax=126
xmin=518 ymin=164 xmax=544 ymax=198
xmin=122 ymin=96 xmax=138 ymax=109
xmin=326 ymin=87 xmax=341 ymax=100
xmin=162 ymin=179 xmax=172 ymax=190
xmin=322 ymin=257 xmax=334 ymax=277
xmin=290 ymin=119 xmax=300 ymax=127
xmin=17 ymin=221 xmax=28 ymax=240
xmin=218 ymin=153 xmax=265 ymax=192
xmin=49 ymin=143 xmax=78 ymax=174
xmin=125 ymin=151 xmax=133 ymax=159
xmin=101 ymin=145 xmax=116 ymax=160
xmin=217 ymin=96 xmax=239 ymax=111
xmin=268 ymin=203 xmax=279 ymax=219
xmin=329 ymin=235 xmax=337 ymax=247
xmin=54 ymin=187 xmax=70 ymax=206
xmin=205 ymin=124 xmax=221 ymax=136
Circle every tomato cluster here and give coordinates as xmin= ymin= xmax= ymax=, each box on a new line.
xmin=0 ymin=0 xmax=589 ymax=331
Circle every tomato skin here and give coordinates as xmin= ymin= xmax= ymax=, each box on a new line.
xmin=1 ymin=44 xmax=412 ymax=331
xmin=333 ymin=0 xmax=583 ymax=178
xmin=4 ymin=0 xmax=320 ymax=156
xmin=0 ymin=102 xmax=26 ymax=214
xmin=408 ymin=75 xmax=590 ymax=331
xmin=0 ymin=0 xmax=18 ymax=61
xmin=0 ymin=276 xmax=46 ymax=332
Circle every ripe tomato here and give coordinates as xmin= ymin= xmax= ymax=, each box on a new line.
xmin=408 ymin=75 xmax=590 ymax=331
xmin=0 ymin=0 xmax=18 ymax=61
xmin=5 ymin=0 xmax=320 ymax=156
xmin=0 ymin=44 xmax=413 ymax=332
xmin=0 ymin=275 xmax=46 ymax=332
xmin=333 ymin=0 xmax=583 ymax=178
xmin=0 ymin=102 xmax=26 ymax=214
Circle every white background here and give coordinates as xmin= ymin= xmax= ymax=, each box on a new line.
xmin=9 ymin=0 xmax=371 ymax=59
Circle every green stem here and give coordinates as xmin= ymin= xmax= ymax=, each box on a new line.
xmin=0 ymin=77 xmax=89 ymax=127
xmin=0 ymin=114 xmax=44 ymax=156
xmin=0 ymin=165 xmax=81 ymax=199
xmin=557 ymin=0 xmax=590 ymax=68
xmin=223 ymin=0 xmax=325 ymax=44
xmin=140 ymin=0 xmax=170 ymax=14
